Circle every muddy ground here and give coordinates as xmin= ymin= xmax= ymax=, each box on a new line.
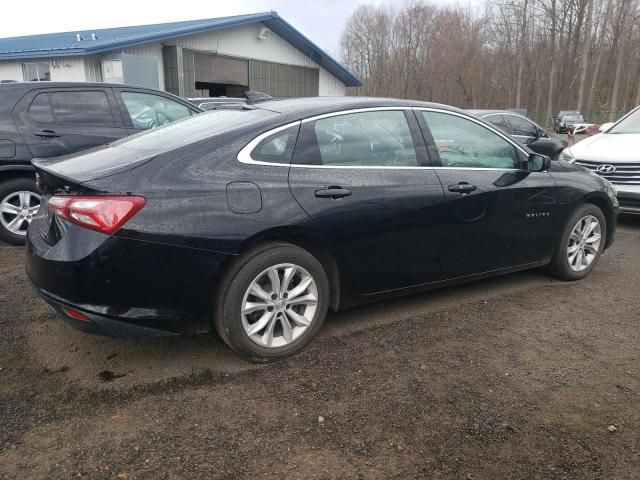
xmin=1 ymin=217 xmax=639 ymax=479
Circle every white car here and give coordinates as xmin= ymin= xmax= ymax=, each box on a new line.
xmin=560 ymin=105 xmax=640 ymax=214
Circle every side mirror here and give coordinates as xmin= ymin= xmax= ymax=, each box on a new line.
xmin=537 ymin=128 xmax=549 ymax=138
xmin=598 ymin=122 xmax=614 ymax=132
xmin=528 ymin=153 xmax=551 ymax=172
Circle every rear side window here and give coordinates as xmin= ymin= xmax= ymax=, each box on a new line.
xmin=122 ymin=92 xmax=192 ymax=130
xmin=420 ymin=111 xmax=519 ymax=169
xmin=49 ymin=91 xmax=114 ymax=126
xmin=251 ymin=125 xmax=299 ymax=164
xmin=27 ymin=93 xmax=54 ymax=123
xmin=311 ymin=110 xmax=417 ymax=167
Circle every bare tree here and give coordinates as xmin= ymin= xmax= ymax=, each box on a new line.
xmin=341 ymin=0 xmax=640 ymax=125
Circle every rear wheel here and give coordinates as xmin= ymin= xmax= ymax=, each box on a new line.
xmin=547 ymin=204 xmax=606 ymax=281
xmin=214 ymin=243 xmax=329 ymax=360
xmin=0 ymin=178 xmax=41 ymax=245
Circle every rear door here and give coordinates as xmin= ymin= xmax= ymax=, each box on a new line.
xmin=288 ymin=108 xmax=446 ymax=294
xmin=416 ymin=108 xmax=558 ymax=277
xmin=13 ymin=87 xmax=127 ymax=158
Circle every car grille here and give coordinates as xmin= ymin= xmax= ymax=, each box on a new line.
xmin=574 ymin=160 xmax=640 ymax=185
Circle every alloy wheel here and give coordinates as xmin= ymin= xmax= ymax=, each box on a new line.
xmin=0 ymin=191 xmax=41 ymax=236
xmin=241 ymin=263 xmax=318 ymax=348
xmin=567 ymin=215 xmax=602 ymax=272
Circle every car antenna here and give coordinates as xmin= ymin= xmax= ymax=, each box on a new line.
xmin=244 ymin=91 xmax=274 ymax=104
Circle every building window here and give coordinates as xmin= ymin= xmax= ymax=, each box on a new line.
xmin=22 ymin=62 xmax=50 ymax=82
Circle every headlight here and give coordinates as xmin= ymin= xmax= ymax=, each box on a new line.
xmin=559 ymin=148 xmax=575 ymax=163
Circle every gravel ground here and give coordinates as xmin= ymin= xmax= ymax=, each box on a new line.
xmin=1 ymin=217 xmax=639 ymax=480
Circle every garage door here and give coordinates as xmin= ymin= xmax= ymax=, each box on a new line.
xmin=249 ymin=60 xmax=319 ymax=97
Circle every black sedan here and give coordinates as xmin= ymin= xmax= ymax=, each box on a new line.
xmin=469 ymin=109 xmax=567 ymax=159
xmin=27 ymin=97 xmax=618 ymax=359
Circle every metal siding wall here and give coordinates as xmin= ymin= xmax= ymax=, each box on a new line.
xmin=0 ymin=61 xmax=24 ymax=81
xmin=319 ymin=68 xmax=346 ymax=96
xmin=49 ymin=57 xmax=87 ymax=81
xmin=123 ymin=43 xmax=165 ymax=90
xmin=163 ymin=46 xmax=180 ymax=95
xmin=84 ymin=55 xmax=103 ymax=82
xmin=182 ymin=50 xmax=196 ymax=98
xmin=166 ymin=23 xmax=318 ymax=68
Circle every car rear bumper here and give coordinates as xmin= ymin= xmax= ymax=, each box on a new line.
xmin=26 ymin=223 xmax=233 ymax=336
xmin=32 ymin=285 xmax=175 ymax=337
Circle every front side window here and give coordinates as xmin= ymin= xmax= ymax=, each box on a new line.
xmin=506 ymin=115 xmax=538 ymax=137
xmin=311 ymin=110 xmax=417 ymax=167
xmin=251 ymin=125 xmax=299 ymax=164
xmin=23 ymin=62 xmax=50 ymax=82
xmin=420 ymin=111 xmax=519 ymax=169
xmin=49 ymin=91 xmax=114 ymax=126
xmin=122 ymin=92 xmax=192 ymax=130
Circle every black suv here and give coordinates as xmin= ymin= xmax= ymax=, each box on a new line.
xmin=469 ymin=110 xmax=567 ymax=159
xmin=0 ymin=82 xmax=201 ymax=244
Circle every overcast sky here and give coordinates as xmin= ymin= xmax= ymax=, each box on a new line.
xmin=0 ymin=0 xmax=477 ymax=57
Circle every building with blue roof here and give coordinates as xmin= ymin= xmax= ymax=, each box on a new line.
xmin=0 ymin=12 xmax=361 ymax=98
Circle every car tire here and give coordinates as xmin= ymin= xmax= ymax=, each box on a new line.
xmin=547 ymin=203 xmax=606 ymax=281
xmin=214 ymin=242 xmax=330 ymax=361
xmin=0 ymin=177 xmax=40 ymax=246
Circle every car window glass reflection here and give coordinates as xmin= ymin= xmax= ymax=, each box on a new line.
xmin=122 ymin=92 xmax=192 ymax=130
xmin=421 ymin=111 xmax=519 ymax=169
xmin=251 ymin=125 xmax=299 ymax=164
xmin=313 ymin=111 xmax=417 ymax=167
xmin=506 ymin=115 xmax=538 ymax=137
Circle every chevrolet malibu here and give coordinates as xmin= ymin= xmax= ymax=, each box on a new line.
xmin=27 ymin=97 xmax=618 ymax=360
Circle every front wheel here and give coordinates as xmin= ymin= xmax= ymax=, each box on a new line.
xmin=547 ymin=204 xmax=606 ymax=281
xmin=214 ymin=243 xmax=330 ymax=360
xmin=0 ymin=178 xmax=41 ymax=245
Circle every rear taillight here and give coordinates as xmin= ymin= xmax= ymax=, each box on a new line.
xmin=48 ymin=195 xmax=146 ymax=235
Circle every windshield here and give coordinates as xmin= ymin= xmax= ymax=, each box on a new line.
xmin=563 ymin=115 xmax=583 ymax=122
xmin=110 ymin=108 xmax=276 ymax=154
xmin=608 ymin=107 xmax=640 ymax=134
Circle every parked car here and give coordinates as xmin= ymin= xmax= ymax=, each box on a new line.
xmin=559 ymin=105 xmax=640 ymax=214
xmin=470 ymin=109 xmax=567 ymax=159
xmin=188 ymin=97 xmax=246 ymax=111
xmin=553 ymin=111 xmax=585 ymax=133
xmin=0 ymin=82 xmax=201 ymax=244
xmin=27 ymin=97 xmax=618 ymax=360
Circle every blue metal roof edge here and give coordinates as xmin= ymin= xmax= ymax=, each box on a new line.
xmin=0 ymin=11 xmax=362 ymax=87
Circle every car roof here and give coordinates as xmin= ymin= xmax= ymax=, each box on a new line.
xmin=468 ymin=109 xmax=522 ymax=117
xmin=254 ymin=96 xmax=465 ymax=117
xmin=0 ymin=81 xmax=171 ymax=92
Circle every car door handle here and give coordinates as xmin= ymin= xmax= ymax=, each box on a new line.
xmin=314 ymin=186 xmax=352 ymax=199
xmin=448 ymin=183 xmax=477 ymax=194
xmin=34 ymin=130 xmax=60 ymax=138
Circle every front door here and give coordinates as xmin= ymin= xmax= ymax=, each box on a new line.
xmin=288 ymin=109 xmax=446 ymax=294
xmin=417 ymin=109 xmax=557 ymax=277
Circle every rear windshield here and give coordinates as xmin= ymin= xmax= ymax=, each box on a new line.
xmin=110 ymin=108 xmax=276 ymax=154
xmin=562 ymin=115 xmax=584 ymax=122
